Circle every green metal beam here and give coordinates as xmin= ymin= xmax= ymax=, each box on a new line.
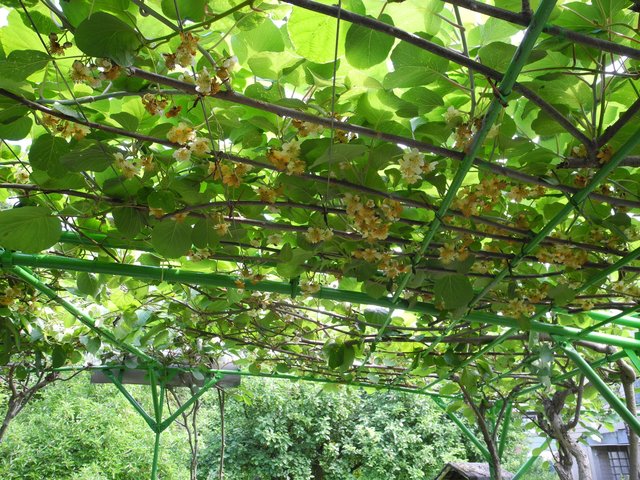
xmin=158 ymin=375 xmax=221 ymax=431
xmin=360 ymin=0 xmax=559 ymax=367
xmin=5 ymin=252 xmax=640 ymax=351
xmin=512 ymin=439 xmax=551 ymax=480
xmin=431 ymin=396 xmax=491 ymax=461
xmin=11 ymin=265 xmax=157 ymax=365
xmin=516 ymin=350 xmax=627 ymax=398
xmin=103 ymin=369 xmax=158 ymax=430
xmin=470 ymin=129 xmax=640 ymax=308
xmin=498 ymin=401 xmax=513 ymax=460
xmin=559 ymin=342 xmax=640 ymax=436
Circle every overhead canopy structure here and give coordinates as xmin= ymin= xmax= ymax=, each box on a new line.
xmin=0 ymin=0 xmax=640 ymax=478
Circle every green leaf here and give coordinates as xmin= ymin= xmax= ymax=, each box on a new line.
xmin=112 ymin=207 xmax=145 ymax=237
xmin=51 ymin=345 xmax=66 ymax=368
xmin=345 ymin=14 xmax=395 ymax=69
xmin=151 ymin=220 xmax=192 ymax=258
xmin=384 ymin=37 xmax=449 ymax=88
xmin=192 ymin=217 xmax=221 ymax=249
xmin=77 ymin=272 xmax=100 ymax=297
xmin=0 ymin=49 xmax=49 ymax=81
xmin=60 ymin=141 xmax=115 ymax=172
xmin=0 ymin=206 xmax=62 ymax=253
xmin=277 ymin=243 xmax=313 ymax=278
xmin=74 ymin=12 xmax=142 ymax=66
xmin=548 ymin=285 xmax=576 ymax=306
xmin=434 ymin=274 xmax=473 ymax=310
xmin=312 ymin=144 xmax=367 ymax=168
xmin=479 ymin=42 xmax=517 ymax=72
xmin=0 ymin=116 xmax=31 ymax=140
xmin=288 ymin=8 xmax=345 ymax=63
xmin=161 ymin=0 xmax=206 ymax=22
xmin=29 ymin=134 xmax=70 ymax=177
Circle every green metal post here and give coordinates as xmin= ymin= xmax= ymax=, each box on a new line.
xmin=11 ymin=265 xmax=157 ymax=365
xmin=431 ymin=396 xmax=491 ymax=461
xmin=560 ymin=342 xmax=640 ymax=436
xmin=512 ymin=439 xmax=551 ymax=480
xmin=624 ymin=348 xmax=640 ymax=373
xmin=498 ymin=401 xmax=512 ymax=459
xmin=149 ymin=369 xmax=164 ymax=480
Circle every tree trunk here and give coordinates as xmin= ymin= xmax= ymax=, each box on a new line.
xmin=619 ymin=359 xmax=639 ymax=480
xmin=0 ymin=399 xmax=19 ymax=444
xmin=311 ymin=460 xmax=324 ymax=480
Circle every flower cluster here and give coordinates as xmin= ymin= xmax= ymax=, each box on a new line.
xmin=113 ymin=152 xmax=138 ymax=179
xmin=195 ymin=67 xmax=221 ymax=95
xmin=292 ymin=119 xmax=324 ymax=137
xmin=49 ymin=33 xmax=72 ymax=55
xmin=267 ymin=140 xmax=306 ymax=175
xmin=502 ymin=298 xmax=535 ymax=319
xmin=167 ymin=122 xmax=196 ymax=145
xmin=216 ymin=56 xmax=237 ymax=81
xmin=535 ymin=245 xmax=588 ymax=269
xmin=344 ymin=194 xmax=399 ymax=241
xmin=70 ymin=59 xmax=120 ymax=88
xmin=304 ymin=227 xmax=334 ymax=244
xmin=142 ymin=93 xmax=169 ymax=116
xmin=257 ymin=185 xmax=280 ymax=204
xmin=507 ymin=184 xmax=546 ymax=202
xmin=164 ymin=32 xmax=199 ymax=69
xmin=612 ymin=281 xmax=640 ymax=298
xmin=41 ymin=114 xmax=90 ymax=141
xmin=377 ymin=253 xmax=410 ymax=279
xmin=398 ymin=148 xmax=438 ymax=185
xmin=172 ymin=137 xmax=211 ymax=162
xmin=454 ymin=176 xmax=507 ymax=217
xmin=438 ymin=242 xmax=470 ymax=264
xmin=212 ymin=162 xmax=252 ymax=187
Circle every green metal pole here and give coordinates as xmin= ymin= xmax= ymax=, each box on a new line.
xmin=103 ymin=370 xmax=158 ymax=430
xmin=512 ymin=439 xmax=551 ymax=480
xmin=5 ymin=252 xmax=640 ymax=351
xmin=11 ymin=265 xmax=157 ymax=365
xmin=359 ymin=0 xmax=559 ymax=368
xmin=559 ymin=342 xmax=640 ymax=436
xmin=498 ymin=401 xmax=512 ymax=459
xmin=149 ymin=369 xmax=163 ymax=480
xmin=158 ymin=375 xmax=221 ymax=431
xmin=431 ymin=396 xmax=491 ymax=461
xmin=151 ymin=431 xmax=161 ymax=480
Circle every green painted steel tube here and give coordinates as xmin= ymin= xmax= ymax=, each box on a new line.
xmin=158 ymin=375 xmax=221 ymax=432
xmin=517 ymin=350 xmax=627 ymax=398
xmin=5 ymin=252 xmax=640 ymax=351
xmin=103 ymin=370 xmax=157 ymax=431
xmin=362 ymin=0 xmax=559 ymax=365
xmin=560 ymin=343 xmax=640 ymax=436
xmin=11 ymin=265 xmax=157 ymax=365
xmin=150 ymin=431 xmax=161 ymax=480
xmin=56 ymin=232 xmax=640 ymax=331
xmin=512 ymin=439 xmax=550 ymax=480
xmin=431 ymin=396 xmax=491 ymax=461
xmin=472 ymin=126 xmax=640 ymax=307
xmin=498 ymin=401 xmax=513 ymax=460
xmin=624 ymin=349 xmax=640 ymax=373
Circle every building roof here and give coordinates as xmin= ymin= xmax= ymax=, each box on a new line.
xmin=434 ymin=462 xmax=515 ymax=480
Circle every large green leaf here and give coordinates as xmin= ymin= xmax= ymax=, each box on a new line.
xmin=0 ymin=116 xmax=31 ymax=140
xmin=112 ymin=207 xmax=145 ymax=237
xmin=434 ymin=274 xmax=474 ymax=310
xmin=161 ymin=0 xmax=207 ymax=22
xmin=192 ymin=217 xmax=221 ymax=249
xmin=60 ymin=142 xmax=115 ymax=172
xmin=151 ymin=220 xmax=192 ymax=258
xmin=29 ymin=134 xmax=70 ymax=177
xmin=0 ymin=206 xmax=62 ymax=253
xmin=288 ymin=8 xmax=345 ymax=63
xmin=0 ymin=50 xmax=49 ymax=81
xmin=384 ymin=37 xmax=449 ymax=88
xmin=345 ymin=14 xmax=395 ymax=69
xmin=74 ymin=12 xmax=142 ymax=66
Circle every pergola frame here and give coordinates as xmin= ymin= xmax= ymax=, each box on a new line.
xmin=1 ymin=0 xmax=640 ymax=478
